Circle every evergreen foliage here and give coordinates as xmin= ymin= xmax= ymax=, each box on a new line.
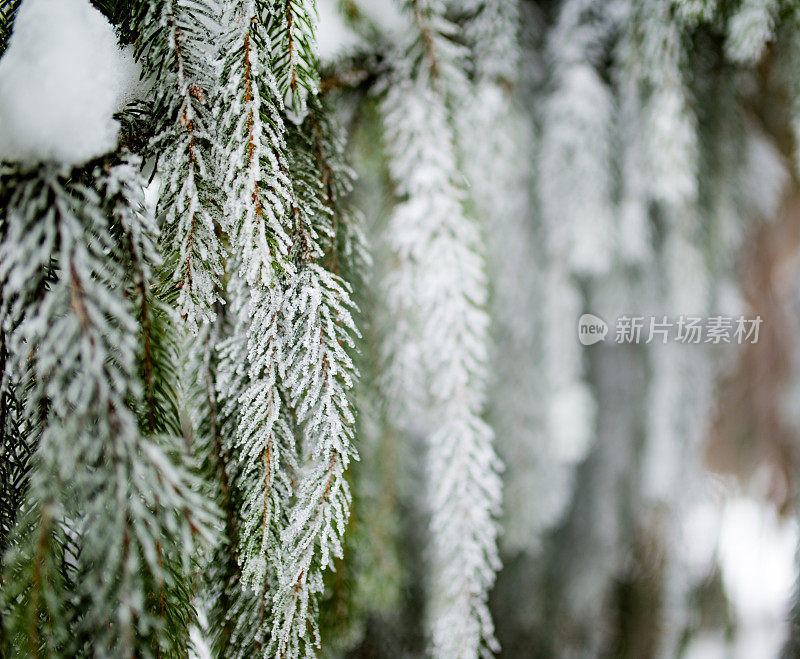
xmin=377 ymin=2 xmax=502 ymax=656
xmin=136 ymin=0 xmax=226 ymax=332
xmin=0 ymin=155 xmax=217 ymax=656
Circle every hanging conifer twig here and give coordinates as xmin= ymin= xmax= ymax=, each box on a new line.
xmin=136 ymin=0 xmax=226 ymax=332
xmin=0 ymin=155 xmax=218 ymax=655
xmin=378 ymin=1 xmax=502 ymax=655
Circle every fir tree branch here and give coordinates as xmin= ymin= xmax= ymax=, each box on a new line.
xmin=377 ymin=2 xmax=502 ymax=655
xmin=136 ymin=0 xmax=226 ymax=332
xmin=268 ymin=0 xmax=320 ymax=119
xmin=0 ymin=160 xmax=218 ymax=656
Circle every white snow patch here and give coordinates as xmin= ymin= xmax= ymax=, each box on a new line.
xmin=143 ymin=175 xmax=161 ymax=219
xmin=718 ymin=497 xmax=797 ymax=624
xmin=682 ymin=493 xmax=797 ymax=659
xmin=0 ymin=0 xmax=137 ymax=165
xmin=350 ymin=0 xmax=407 ymax=39
xmin=316 ymin=0 xmax=360 ymax=60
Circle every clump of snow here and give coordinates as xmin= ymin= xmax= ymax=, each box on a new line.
xmin=0 ymin=0 xmax=137 ymax=166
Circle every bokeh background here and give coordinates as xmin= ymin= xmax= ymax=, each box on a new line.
xmin=308 ymin=1 xmax=800 ymax=656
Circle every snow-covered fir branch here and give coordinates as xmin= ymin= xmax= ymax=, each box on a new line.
xmin=725 ymin=0 xmax=778 ymax=63
xmin=214 ymin=3 xmax=298 ymax=653
xmin=106 ymin=157 xmax=213 ymax=655
xmin=0 ymin=158 xmax=217 ymax=655
xmin=267 ymin=0 xmax=320 ymax=120
xmin=217 ymin=0 xmax=295 ymax=287
xmin=136 ymin=0 xmax=226 ymax=332
xmin=215 ymin=1 xmax=297 ymax=618
xmin=304 ymin=99 xmax=370 ymax=282
xmin=264 ymin=113 xmax=361 ymax=656
xmin=461 ymin=0 xmax=520 ymax=85
xmin=213 ymin=277 xmax=295 ymax=657
xmin=0 ymin=161 xmax=34 ymax=569
xmin=382 ymin=76 xmax=501 ymax=658
xmin=185 ymin=310 xmax=257 ymax=658
xmin=538 ymin=0 xmax=616 ymax=276
xmin=379 ymin=2 xmax=502 ymax=654
xmin=232 ymin=281 xmax=298 ymax=597
xmin=0 ymin=332 xmax=30 ymax=559
xmin=271 ymin=261 xmax=358 ymax=656
xmin=213 ymin=3 xmax=362 ymax=653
